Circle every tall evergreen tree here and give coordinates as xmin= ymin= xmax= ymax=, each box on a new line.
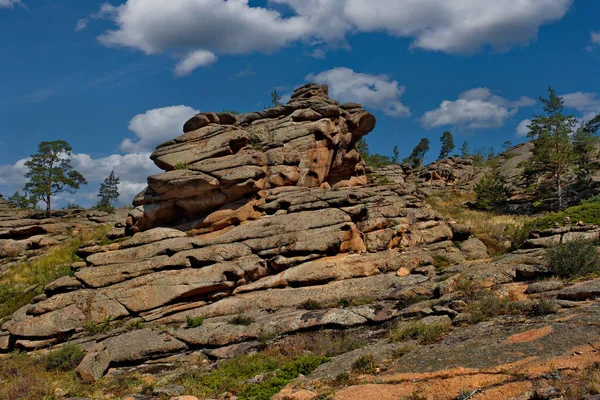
xmin=460 ymin=141 xmax=470 ymax=158
xmin=392 ymin=146 xmax=400 ymax=164
xmin=525 ymin=86 xmax=578 ymax=210
xmin=404 ymin=138 xmax=430 ymax=168
xmin=23 ymin=141 xmax=87 ymax=217
xmin=96 ymin=171 xmax=121 ymax=212
xmin=438 ymin=131 xmax=455 ymax=160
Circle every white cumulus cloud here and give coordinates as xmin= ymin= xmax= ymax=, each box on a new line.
xmin=421 ymin=87 xmax=535 ymax=129
xmin=0 ymin=0 xmax=22 ymax=8
xmin=308 ymin=67 xmax=410 ymax=117
xmin=86 ymin=0 xmax=573 ymax=73
xmin=562 ymin=92 xmax=600 ymax=121
xmin=174 ymin=50 xmax=218 ymax=76
xmin=516 ymin=119 xmax=532 ymax=137
xmin=120 ymin=105 xmax=199 ymax=152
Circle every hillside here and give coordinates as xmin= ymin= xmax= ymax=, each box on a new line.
xmin=2 ymin=84 xmax=600 ymax=400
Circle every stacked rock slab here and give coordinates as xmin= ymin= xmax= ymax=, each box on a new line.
xmin=127 ymin=83 xmax=376 ymax=233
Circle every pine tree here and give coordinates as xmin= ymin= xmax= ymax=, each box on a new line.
xmin=525 ymin=86 xmax=578 ymax=210
xmin=392 ymin=146 xmax=400 ymax=164
xmin=23 ymin=140 xmax=87 ymax=217
xmin=404 ymin=138 xmax=430 ymax=168
xmin=8 ymin=191 xmax=38 ymax=209
xmin=474 ymin=167 xmax=510 ymax=211
xmin=96 ymin=171 xmax=120 ymax=212
xmin=502 ymin=141 xmax=513 ymax=151
xmin=271 ymin=89 xmax=282 ymax=107
xmin=460 ymin=141 xmax=470 ymax=158
xmin=438 ymin=131 xmax=455 ymax=160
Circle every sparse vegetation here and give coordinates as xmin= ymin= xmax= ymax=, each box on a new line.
xmin=84 ymin=316 xmax=112 ymax=335
xmin=547 ymin=239 xmax=600 ymax=278
xmin=389 ymin=321 xmax=450 ymax=344
xmin=351 ymin=354 xmax=377 ymax=374
xmin=426 ymin=191 xmax=533 ymax=255
xmin=0 ymin=225 xmax=112 ymax=322
xmin=174 ymin=161 xmax=189 ymax=170
xmin=391 ymin=343 xmax=416 ymax=359
xmin=186 ymin=315 xmax=205 ymax=328
xmin=44 ymin=344 xmax=85 ymax=371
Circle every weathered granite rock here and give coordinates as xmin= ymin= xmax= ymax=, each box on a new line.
xmin=76 ymin=342 xmax=111 ymax=383
xmin=127 ymin=83 xmax=376 ymax=233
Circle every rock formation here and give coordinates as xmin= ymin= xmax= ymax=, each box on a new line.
xmin=128 ymin=83 xmax=376 ymax=233
xmin=0 ymin=84 xmax=486 ymax=380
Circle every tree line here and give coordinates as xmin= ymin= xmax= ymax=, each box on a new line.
xmin=9 ymin=141 xmax=121 ymax=216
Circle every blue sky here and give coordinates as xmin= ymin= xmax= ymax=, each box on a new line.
xmin=1 ymin=0 xmax=599 ymax=207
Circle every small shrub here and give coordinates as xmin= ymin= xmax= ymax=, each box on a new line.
xmin=547 ymin=240 xmax=600 ymax=278
xmin=403 ymin=391 xmax=427 ymax=400
xmin=454 ymin=276 xmax=486 ymax=302
xmin=84 ymin=316 xmax=112 ymax=335
xmin=174 ymin=162 xmax=188 ymax=170
xmin=432 ymin=254 xmax=453 ymax=269
xmin=141 ymin=383 xmax=154 ymax=396
xmin=44 ymin=344 xmax=85 ymax=371
xmin=229 ymin=314 xmax=255 ymax=326
xmin=186 ymin=315 xmax=205 ymax=328
xmin=392 ymin=343 xmax=416 ymax=359
xmin=299 ymin=299 xmax=322 ymax=310
xmin=351 ymin=354 xmax=377 ymax=374
xmin=389 ymin=321 xmax=450 ymax=344
xmin=468 ymin=292 xmax=511 ymax=323
xmin=530 ymin=298 xmax=561 ymax=316
xmin=338 ymin=298 xmax=351 ymax=308
xmin=128 ymin=320 xmax=145 ymax=330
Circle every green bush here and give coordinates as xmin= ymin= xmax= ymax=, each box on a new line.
xmin=186 ymin=315 xmax=205 ymax=328
xmin=299 ymin=299 xmax=322 ymax=310
xmin=238 ymin=356 xmax=327 ymax=400
xmin=351 ymin=354 xmax=377 ymax=374
xmin=44 ymin=344 xmax=85 ymax=371
xmin=84 ymin=316 xmax=112 ymax=335
xmin=228 ymin=314 xmax=255 ymax=326
xmin=547 ymin=240 xmax=600 ymax=278
xmin=529 ymin=298 xmax=561 ymax=316
xmin=528 ymin=201 xmax=600 ymax=231
xmin=389 ymin=321 xmax=450 ymax=344
xmin=474 ymin=168 xmax=510 ymax=210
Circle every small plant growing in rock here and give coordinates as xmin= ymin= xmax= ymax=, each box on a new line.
xmin=186 ymin=315 xmax=205 ymax=328
xmin=530 ymin=298 xmax=561 ymax=316
xmin=547 ymin=239 xmax=600 ymax=278
xmin=228 ymin=314 xmax=255 ymax=326
xmin=128 ymin=320 xmax=145 ymax=330
xmin=299 ymin=299 xmax=322 ymax=310
xmin=174 ymin=162 xmax=188 ymax=170
xmin=84 ymin=316 xmax=112 ymax=335
xmin=44 ymin=344 xmax=85 ymax=371
xmin=389 ymin=321 xmax=450 ymax=344
xmin=351 ymin=353 xmax=377 ymax=374
xmin=248 ymin=127 xmax=266 ymax=150
xmin=391 ymin=343 xmax=416 ymax=359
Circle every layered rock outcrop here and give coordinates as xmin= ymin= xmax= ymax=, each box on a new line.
xmin=0 ymin=85 xmax=492 ymax=381
xmin=128 ymin=83 xmax=376 ymax=233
